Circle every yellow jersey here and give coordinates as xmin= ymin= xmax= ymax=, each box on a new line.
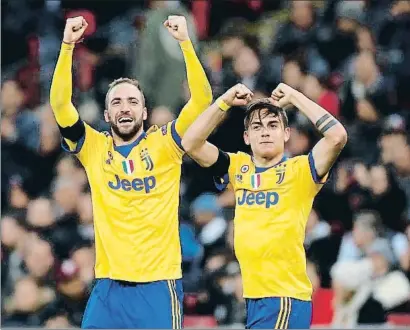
xmin=222 ymin=152 xmax=327 ymax=300
xmin=63 ymin=121 xmax=184 ymax=282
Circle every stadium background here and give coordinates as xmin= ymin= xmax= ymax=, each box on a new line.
xmin=1 ymin=0 xmax=410 ymax=328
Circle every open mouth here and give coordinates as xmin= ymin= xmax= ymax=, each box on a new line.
xmin=118 ymin=117 xmax=134 ymax=124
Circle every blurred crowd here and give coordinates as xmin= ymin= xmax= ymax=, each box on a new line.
xmin=2 ymin=0 xmax=410 ymax=328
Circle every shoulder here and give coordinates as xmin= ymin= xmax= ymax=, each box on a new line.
xmin=286 ymin=154 xmax=309 ymax=168
xmin=227 ymin=151 xmax=251 ymax=170
xmin=84 ymin=124 xmax=112 ymax=146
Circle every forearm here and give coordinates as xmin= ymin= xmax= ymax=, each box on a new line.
xmin=180 ymin=40 xmax=212 ymax=106
xmin=182 ymin=101 xmax=226 ymax=152
xmin=291 ymin=91 xmax=346 ymax=142
xmin=50 ymin=43 xmax=80 ymax=128
xmin=175 ymin=40 xmax=213 ymax=136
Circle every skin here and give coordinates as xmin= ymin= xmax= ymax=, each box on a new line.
xmin=103 ymin=83 xmax=147 ymax=144
xmin=243 ymin=109 xmax=290 ymax=166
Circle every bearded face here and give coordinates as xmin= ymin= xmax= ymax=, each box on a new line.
xmin=104 ymin=83 xmax=147 ymax=142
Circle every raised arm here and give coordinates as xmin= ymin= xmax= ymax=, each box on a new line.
xmin=271 ymin=83 xmax=348 ymax=178
xmin=163 ymin=16 xmax=213 ymax=136
xmin=182 ymin=84 xmax=253 ymax=167
xmin=50 ymin=16 xmax=88 ymax=146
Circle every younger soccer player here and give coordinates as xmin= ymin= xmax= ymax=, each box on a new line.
xmin=50 ymin=15 xmax=212 ymax=328
xmin=181 ymin=83 xmax=347 ymax=329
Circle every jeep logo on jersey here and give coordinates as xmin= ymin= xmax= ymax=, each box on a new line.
xmin=140 ymin=148 xmax=154 ymax=171
xmin=237 ymin=190 xmax=279 ymax=208
xmin=108 ymin=175 xmax=156 ymax=193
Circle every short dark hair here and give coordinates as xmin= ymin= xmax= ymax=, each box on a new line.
xmin=244 ymin=98 xmax=289 ymax=129
xmin=105 ymin=78 xmax=145 ymax=109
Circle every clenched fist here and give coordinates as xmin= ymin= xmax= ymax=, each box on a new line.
xmin=221 ymin=84 xmax=253 ymax=107
xmin=63 ymin=16 xmax=88 ymax=44
xmin=270 ymin=83 xmax=296 ymax=109
xmin=163 ymin=15 xmax=189 ymax=42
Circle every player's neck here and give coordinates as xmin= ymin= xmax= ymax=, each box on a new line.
xmin=112 ymin=129 xmax=144 ymax=147
xmin=252 ymin=152 xmax=285 ymax=168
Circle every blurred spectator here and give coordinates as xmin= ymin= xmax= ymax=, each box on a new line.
xmin=2 ymin=276 xmax=55 ymax=327
xmin=302 ymin=73 xmax=340 ymax=117
xmin=76 ymin=193 xmax=94 ymax=241
xmin=281 ymin=58 xmax=306 ymax=91
xmin=44 ymin=313 xmax=72 ymax=328
xmin=23 ymin=236 xmax=56 ymax=286
xmin=286 ymin=124 xmax=314 ymax=157
xmin=54 ymin=259 xmax=88 ymax=326
xmin=360 ymin=164 xmax=408 ymax=232
xmin=272 ymin=0 xmax=317 ymax=56
xmin=180 ymin=222 xmax=203 ymax=293
xmin=379 ymin=129 xmax=410 ymax=220
xmin=192 ymin=193 xmax=228 ymax=263
xmin=317 ymin=0 xmax=364 ymax=72
xmin=378 ymin=0 xmax=410 ymax=109
xmin=305 ymin=209 xmax=331 ymax=247
xmin=136 ymin=1 xmax=198 ymax=112
xmin=149 ymin=105 xmax=176 ymax=127
xmin=8 ymin=175 xmax=31 ymax=211
xmin=1 ymin=80 xmax=41 ymax=152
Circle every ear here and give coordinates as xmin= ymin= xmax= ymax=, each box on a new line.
xmin=142 ymin=107 xmax=148 ymax=121
xmin=284 ymin=127 xmax=291 ymax=143
xmin=243 ymin=130 xmax=250 ymax=145
xmin=104 ymin=110 xmax=110 ymax=123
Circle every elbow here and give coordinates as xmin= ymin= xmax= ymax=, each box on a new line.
xmin=181 ymin=136 xmax=196 ymax=154
xmin=331 ymin=126 xmax=348 ymax=149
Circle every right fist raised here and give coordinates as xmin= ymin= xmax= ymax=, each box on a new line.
xmin=63 ymin=16 xmax=88 ymax=44
xmin=221 ymin=84 xmax=253 ymax=107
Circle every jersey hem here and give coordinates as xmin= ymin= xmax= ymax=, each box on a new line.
xmin=94 ymin=273 xmax=183 ymax=283
xmin=243 ymin=294 xmax=312 ymax=301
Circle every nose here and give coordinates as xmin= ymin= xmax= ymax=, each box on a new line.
xmin=261 ymin=126 xmax=270 ymax=137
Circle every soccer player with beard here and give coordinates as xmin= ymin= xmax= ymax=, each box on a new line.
xmin=50 ymin=16 xmax=212 ymax=329
xmin=181 ymin=83 xmax=347 ymax=329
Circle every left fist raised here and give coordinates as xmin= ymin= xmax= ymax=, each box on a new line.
xmin=270 ymin=83 xmax=296 ymax=109
xmin=164 ymin=15 xmax=189 ymax=42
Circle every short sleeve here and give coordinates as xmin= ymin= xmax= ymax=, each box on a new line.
xmin=214 ymin=152 xmax=239 ymax=191
xmin=61 ymin=123 xmax=105 ymax=167
xmin=158 ymin=120 xmax=185 ymax=163
xmin=292 ymin=153 xmax=329 ymax=197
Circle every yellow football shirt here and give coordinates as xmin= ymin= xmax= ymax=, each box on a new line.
xmin=63 ymin=121 xmax=184 ymax=282
xmin=223 ymin=152 xmax=327 ymax=300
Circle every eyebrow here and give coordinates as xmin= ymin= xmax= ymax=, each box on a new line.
xmin=111 ymin=97 xmax=139 ymax=104
xmin=251 ymin=117 xmax=280 ymax=125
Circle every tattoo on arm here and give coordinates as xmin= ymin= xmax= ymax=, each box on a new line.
xmin=315 ymin=114 xmax=339 ymax=134
xmin=320 ymin=119 xmax=338 ymax=134
xmin=315 ymin=114 xmax=331 ymax=128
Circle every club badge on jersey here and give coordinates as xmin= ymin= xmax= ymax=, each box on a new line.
xmin=140 ymin=148 xmax=154 ymax=171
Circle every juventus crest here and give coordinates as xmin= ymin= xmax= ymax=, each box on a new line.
xmin=140 ymin=148 xmax=154 ymax=171
xmin=275 ymin=163 xmax=287 ymax=184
